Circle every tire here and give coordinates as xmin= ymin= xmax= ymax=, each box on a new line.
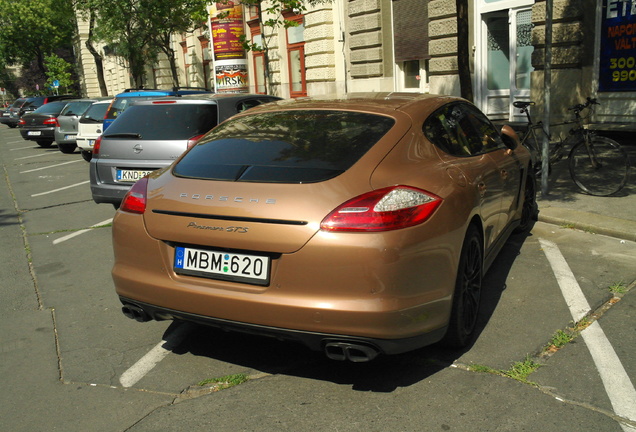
xmin=81 ymin=150 xmax=92 ymax=162
xmin=568 ymin=136 xmax=630 ymax=196
xmin=8 ymin=124 xmax=16 ymax=128
xmin=58 ymin=143 xmax=77 ymax=154
xmin=514 ymin=171 xmax=538 ymax=234
xmin=442 ymin=225 xmax=483 ymax=348
xmin=36 ymin=140 xmax=53 ymax=148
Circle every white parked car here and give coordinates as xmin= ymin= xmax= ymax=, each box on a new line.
xmin=76 ymin=100 xmax=111 ymax=162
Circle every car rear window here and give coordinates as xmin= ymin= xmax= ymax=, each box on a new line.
xmin=32 ymin=101 xmax=71 ymax=115
xmin=173 ymin=110 xmax=396 ymax=183
xmin=80 ymin=103 xmax=110 ymax=122
xmin=60 ymin=101 xmax=94 ymax=116
xmin=105 ymin=95 xmax=176 ymax=120
xmin=103 ymin=103 xmax=219 ymax=140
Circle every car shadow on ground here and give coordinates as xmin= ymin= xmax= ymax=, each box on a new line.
xmin=166 ymin=224 xmax=535 ymax=393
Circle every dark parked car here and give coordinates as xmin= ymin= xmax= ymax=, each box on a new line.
xmin=18 ymin=95 xmax=76 ymax=116
xmin=54 ymin=98 xmax=109 ymax=154
xmin=2 ymin=97 xmax=27 ymax=128
xmin=18 ymin=100 xmax=78 ymax=147
xmin=3 ymin=95 xmax=76 ymax=129
xmin=111 ymin=93 xmax=537 ymax=362
xmin=91 ymin=93 xmax=281 ymax=207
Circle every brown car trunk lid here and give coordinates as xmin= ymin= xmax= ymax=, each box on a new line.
xmin=143 ymin=174 xmax=372 ymax=254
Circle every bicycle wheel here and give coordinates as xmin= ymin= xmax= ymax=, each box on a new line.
xmin=568 ymin=136 xmax=630 ymax=196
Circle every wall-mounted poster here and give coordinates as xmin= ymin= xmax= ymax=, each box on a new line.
xmin=210 ymin=1 xmax=246 ymax=60
xmin=600 ymin=0 xmax=636 ymax=92
xmin=215 ymin=60 xmax=249 ymax=93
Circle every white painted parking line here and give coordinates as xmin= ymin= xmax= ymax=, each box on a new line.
xmin=20 ymin=160 xmax=81 ymax=174
xmin=10 ymin=146 xmax=34 ymax=151
xmin=52 ymin=218 xmax=113 ymax=245
xmin=119 ymin=323 xmax=194 ymax=388
xmin=539 ymin=238 xmax=636 ymax=431
xmin=16 ymin=153 xmax=47 ymax=160
xmin=31 ymin=180 xmax=89 ymax=197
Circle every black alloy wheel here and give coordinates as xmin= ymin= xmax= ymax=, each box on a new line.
xmin=514 ymin=172 xmax=538 ymax=234
xmin=442 ymin=225 xmax=483 ymax=348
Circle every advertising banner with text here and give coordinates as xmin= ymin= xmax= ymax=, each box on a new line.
xmin=600 ymin=0 xmax=636 ymax=92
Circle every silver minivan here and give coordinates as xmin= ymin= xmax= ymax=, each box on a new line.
xmin=89 ymin=93 xmax=281 ymax=208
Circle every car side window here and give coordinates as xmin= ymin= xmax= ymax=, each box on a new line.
xmin=424 ymin=102 xmax=505 ymax=157
xmin=461 ymin=104 xmax=506 ymax=153
xmin=236 ymin=99 xmax=265 ymax=113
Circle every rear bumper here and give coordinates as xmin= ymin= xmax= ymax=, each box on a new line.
xmin=89 ymin=161 xmax=133 ymax=204
xmin=54 ymin=130 xmax=77 ymax=144
xmin=20 ymin=127 xmax=55 ymax=141
xmin=118 ymin=296 xmax=448 ymax=356
xmin=112 ymin=210 xmax=463 ymax=356
xmin=76 ymin=137 xmax=96 ymax=151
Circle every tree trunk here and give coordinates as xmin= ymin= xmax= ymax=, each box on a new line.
xmin=86 ymin=14 xmax=109 ymax=96
xmin=160 ymin=33 xmax=180 ymax=89
xmin=456 ymin=0 xmax=473 ymax=102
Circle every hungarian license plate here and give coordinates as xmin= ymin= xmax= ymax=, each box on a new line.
xmin=27 ymin=131 xmax=42 ymax=136
xmin=64 ymin=135 xmax=72 ymax=140
xmin=116 ymin=169 xmax=153 ymax=182
xmin=174 ymin=246 xmax=270 ymax=286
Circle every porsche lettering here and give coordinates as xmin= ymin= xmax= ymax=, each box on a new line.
xmin=179 ymin=193 xmax=276 ymax=204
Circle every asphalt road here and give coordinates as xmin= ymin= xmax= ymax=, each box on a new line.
xmin=1 ymin=124 xmax=635 ymax=432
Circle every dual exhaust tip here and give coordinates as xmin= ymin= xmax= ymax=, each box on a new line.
xmin=121 ymin=304 xmax=151 ymax=323
xmin=324 ymin=341 xmax=380 ymax=362
xmin=121 ymin=303 xmax=381 ymax=362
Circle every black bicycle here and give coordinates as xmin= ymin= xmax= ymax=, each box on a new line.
xmin=514 ymin=98 xmax=630 ymax=196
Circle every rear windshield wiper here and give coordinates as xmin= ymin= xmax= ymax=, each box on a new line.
xmin=104 ymin=133 xmax=143 ymax=139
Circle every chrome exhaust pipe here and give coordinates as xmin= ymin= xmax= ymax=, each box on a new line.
xmin=121 ymin=304 xmax=151 ymax=322
xmin=324 ymin=341 xmax=379 ymax=362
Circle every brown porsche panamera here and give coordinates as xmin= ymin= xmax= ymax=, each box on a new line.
xmin=112 ymin=93 xmax=536 ymax=362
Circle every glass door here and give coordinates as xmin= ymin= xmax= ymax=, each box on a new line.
xmin=480 ymin=7 xmax=534 ymax=121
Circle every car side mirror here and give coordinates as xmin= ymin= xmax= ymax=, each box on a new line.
xmin=500 ymin=125 xmax=520 ymax=150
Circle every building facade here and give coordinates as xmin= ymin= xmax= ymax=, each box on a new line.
xmin=74 ymin=0 xmax=636 ymax=129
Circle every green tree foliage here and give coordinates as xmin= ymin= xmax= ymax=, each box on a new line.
xmin=0 ymin=0 xmax=75 ymax=74
xmin=44 ymin=54 xmax=75 ymax=94
xmin=76 ymin=0 xmax=209 ymax=88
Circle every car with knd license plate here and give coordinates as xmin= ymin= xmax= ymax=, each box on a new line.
xmin=90 ymin=93 xmax=281 ymax=207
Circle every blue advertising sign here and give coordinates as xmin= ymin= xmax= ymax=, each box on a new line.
xmin=600 ymin=0 xmax=636 ymax=92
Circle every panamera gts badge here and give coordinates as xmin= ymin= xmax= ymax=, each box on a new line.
xmin=187 ymin=222 xmax=248 ymax=233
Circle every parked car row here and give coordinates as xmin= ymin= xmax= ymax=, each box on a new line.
xmin=4 ymin=90 xmax=282 ymax=208
xmin=0 ymin=95 xmax=77 ymax=128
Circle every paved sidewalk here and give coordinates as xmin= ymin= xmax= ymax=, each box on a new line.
xmin=536 ymin=141 xmax=635 ymax=242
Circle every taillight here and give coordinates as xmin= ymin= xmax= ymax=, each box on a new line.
xmin=187 ymin=134 xmax=204 ymax=149
xmin=43 ymin=118 xmax=59 ymax=127
xmin=18 ymin=119 xmax=26 ymax=126
xmin=93 ymin=136 xmax=102 ymax=155
xmin=120 ymin=177 xmax=149 ymax=214
xmin=320 ymin=186 xmax=442 ymax=232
